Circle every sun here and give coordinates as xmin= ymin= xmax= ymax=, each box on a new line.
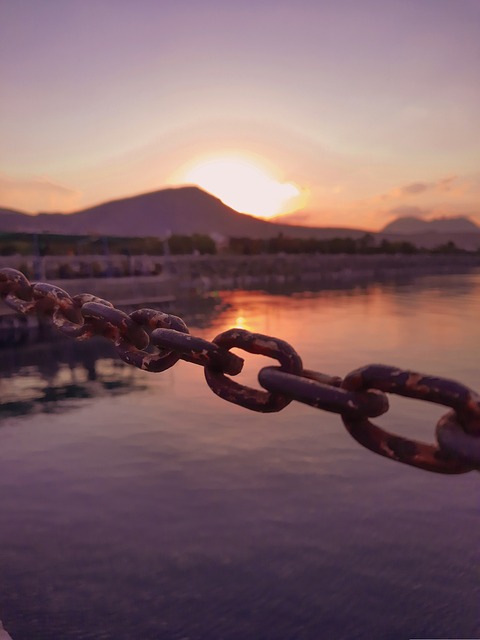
xmin=172 ymin=154 xmax=306 ymax=219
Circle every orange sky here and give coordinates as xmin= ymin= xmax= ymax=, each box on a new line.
xmin=1 ymin=1 xmax=479 ymax=230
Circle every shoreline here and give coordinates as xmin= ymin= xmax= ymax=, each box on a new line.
xmin=1 ymin=255 xmax=479 ymax=347
xmin=1 ymin=254 xmax=479 ymax=312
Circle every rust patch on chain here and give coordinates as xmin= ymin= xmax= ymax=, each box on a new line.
xmin=341 ymin=364 xmax=477 ymax=473
xmin=151 ymin=328 xmax=244 ymax=376
xmin=76 ymin=302 xmax=149 ymax=348
xmin=31 ymin=283 xmax=83 ymax=324
xmin=0 ymin=268 xmax=32 ymax=299
xmin=117 ymin=309 xmax=190 ymax=373
xmin=204 ymin=328 xmax=303 ymax=412
xmin=258 ymin=366 xmax=389 ymax=417
xmin=436 ymin=411 xmax=480 ymax=468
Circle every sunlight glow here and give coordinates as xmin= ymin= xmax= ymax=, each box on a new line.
xmin=235 ymin=315 xmax=248 ymax=330
xmin=174 ymin=155 xmax=305 ymax=219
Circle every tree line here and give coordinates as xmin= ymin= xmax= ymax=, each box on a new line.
xmin=228 ymin=234 xmax=471 ymax=255
xmin=0 ymin=232 xmax=216 ymax=257
xmin=0 ymin=231 xmax=474 ymax=257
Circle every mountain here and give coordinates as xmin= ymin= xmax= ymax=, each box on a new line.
xmin=378 ymin=215 xmax=480 ymax=250
xmin=0 ymin=207 xmax=35 ymax=232
xmin=382 ymin=216 xmax=479 ymax=234
xmin=0 ymin=186 xmax=368 ymax=239
xmin=2 ymin=189 xmax=479 ymax=248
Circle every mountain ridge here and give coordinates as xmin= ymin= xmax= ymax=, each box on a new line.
xmin=1 ymin=188 xmax=479 ymax=250
xmin=0 ymin=186 xmax=369 ymax=239
xmin=381 ymin=215 xmax=479 ymax=234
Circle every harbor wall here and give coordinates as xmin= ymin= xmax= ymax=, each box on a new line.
xmin=1 ymin=254 xmax=479 ymax=312
xmin=2 ymin=251 xmax=480 ymax=280
xmin=1 ymin=250 xmax=480 ymax=356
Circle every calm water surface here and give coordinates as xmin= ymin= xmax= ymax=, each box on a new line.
xmin=0 ymin=273 xmax=479 ymax=640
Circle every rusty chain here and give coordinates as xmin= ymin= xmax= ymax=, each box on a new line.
xmin=1 ymin=267 xmax=479 ymax=475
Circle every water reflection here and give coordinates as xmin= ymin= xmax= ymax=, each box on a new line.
xmin=0 ymin=272 xmax=479 ymax=640
xmin=1 ymin=271 xmax=479 ymax=422
xmin=0 ymin=337 xmax=145 ymax=420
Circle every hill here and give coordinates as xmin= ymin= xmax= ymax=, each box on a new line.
xmin=382 ymin=216 xmax=479 ymax=234
xmin=0 ymin=186 xmax=368 ymax=239
xmin=0 ymin=207 xmax=35 ymax=232
xmin=1 ymin=189 xmax=479 ymax=250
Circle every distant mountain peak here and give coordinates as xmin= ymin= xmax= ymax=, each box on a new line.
xmin=69 ymin=184 xmax=224 ymax=213
xmin=382 ymin=215 xmax=479 ymax=234
xmin=0 ymin=185 xmax=371 ymax=240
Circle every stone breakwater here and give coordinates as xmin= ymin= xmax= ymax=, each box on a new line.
xmin=165 ymin=253 xmax=480 ymax=292
xmin=1 ymin=254 xmax=480 ymax=306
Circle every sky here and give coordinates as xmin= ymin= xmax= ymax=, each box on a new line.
xmin=0 ymin=0 xmax=479 ymax=230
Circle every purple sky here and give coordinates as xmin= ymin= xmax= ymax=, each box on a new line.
xmin=1 ymin=0 xmax=479 ymax=229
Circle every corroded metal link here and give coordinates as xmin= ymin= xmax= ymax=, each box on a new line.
xmin=130 ymin=308 xmax=187 ymax=331
xmin=341 ymin=364 xmax=476 ymax=474
xmin=72 ymin=293 xmax=115 ymax=308
xmin=300 ymin=369 xmax=343 ymax=388
xmin=258 ymin=366 xmax=389 ymax=417
xmin=151 ymin=328 xmax=244 ymax=376
xmin=31 ymin=283 xmax=83 ymax=324
xmin=77 ymin=302 xmax=149 ymax=348
xmin=341 ymin=413 xmax=473 ymax=474
xmin=117 ymin=309 xmax=190 ymax=373
xmin=0 ymin=268 xmax=32 ymax=299
xmin=0 ymin=268 xmax=34 ymax=312
xmin=1 ymin=293 xmax=36 ymax=315
xmin=436 ymin=411 xmax=480 ymax=468
xmin=342 ymin=364 xmax=480 ymax=432
xmin=56 ymin=294 xmax=115 ymax=337
xmin=204 ymin=328 xmax=303 ymax=412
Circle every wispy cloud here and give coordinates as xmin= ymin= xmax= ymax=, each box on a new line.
xmin=400 ymin=183 xmax=430 ymax=195
xmin=0 ymin=174 xmax=81 ymax=213
xmin=360 ymin=172 xmax=480 ymax=229
xmin=380 ymin=175 xmax=459 ymax=201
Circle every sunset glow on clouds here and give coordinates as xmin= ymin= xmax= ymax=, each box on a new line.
xmin=0 ymin=0 xmax=479 ymax=229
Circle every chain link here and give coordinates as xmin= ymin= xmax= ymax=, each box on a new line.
xmin=204 ymin=328 xmax=303 ymax=412
xmin=0 ymin=268 xmax=479 ymax=475
xmin=116 ymin=309 xmax=190 ymax=373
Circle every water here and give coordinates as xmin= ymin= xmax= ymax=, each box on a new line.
xmin=0 ymin=273 xmax=479 ymax=640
